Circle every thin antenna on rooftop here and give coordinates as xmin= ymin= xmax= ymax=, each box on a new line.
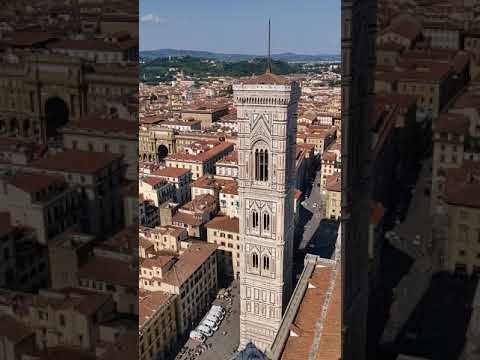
xmin=267 ymin=18 xmax=272 ymax=73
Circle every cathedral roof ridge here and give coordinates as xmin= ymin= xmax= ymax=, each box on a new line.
xmin=241 ymin=72 xmax=291 ymax=85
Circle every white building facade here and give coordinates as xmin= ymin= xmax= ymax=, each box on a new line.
xmin=234 ymin=72 xmax=300 ymax=351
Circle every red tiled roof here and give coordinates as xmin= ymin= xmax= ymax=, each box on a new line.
xmin=64 ymin=117 xmax=137 ymax=136
xmin=10 ymin=172 xmax=65 ymax=194
xmin=192 ymin=175 xmax=238 ymax=194
xmin=281 ymin=264 xmax=341 ymax=360
xmin=445 ymin=165 xmax=480 ymax=208
xmin=160 ymin=242 xmax=217 ymax=287
xmin=397 ymin=61 xmax=452 ymax=82
xmin=0 ymin=314 xmax=33 ymax=343
xmin=294 ymin=189 xmax=303 ymax=200
xmin=315 ymin=266 xmax=341 ymax=360
xmin=241 ymin=72 xmax=291 ymax=85
xmin=151 ymin=167 xmax=191 ymax=178
xmin=139 ymin=291 xmax=174 ymax=328
xmin=369 ymin=202 xmax=386 ymax=225
xmin=322 ymin=152 xmax=337 ymax=161
xmin=166 ymin=142 xmax=233 ymax=163
xmin=325 ymin=174 xmax=341 ymax=192
xmin=78 ymin=256 xmax=136 ymax=288
xmin=218 ymin=150 xmax=238 ymax=163
xmin=144 ymin=226 xmax=186 ymax=239
xmin=433 ymin=113 xmax=469 ymax=135
xmin=141 ymin=255 xmax=174 ymax=269
xmin=142 ymin=176 xmax=168 ymax=187
xmin=205 ymin=216 xmax=239 ymax=233
xmin=381 ymin=19 xmax=421 ymax=41
xmin=30 ymin=150 xmax=120 ymax=174
xmin=172 ymin=212 xmax=203 ymax=226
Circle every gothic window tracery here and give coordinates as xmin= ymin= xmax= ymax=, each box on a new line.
xmin=255 ymin=148 xmax=269 ymax=181
xmin=252 ymin=211 xmax=259 ymax=229
xmin=263 ymin=255 xmax=270 ymax=271
xmin=252 ymin=253 xmax=259 ymax=268
xmin=263 ymin=213 xmax=270 ymax=231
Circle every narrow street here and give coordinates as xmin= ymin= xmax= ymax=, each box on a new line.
xmin=298 ymin=167 xmax=325 ymax=250
xmin=381 ymin=157 xmax=435 ymax=346
xmin=296 ymin=166 xmax=339 ymax=261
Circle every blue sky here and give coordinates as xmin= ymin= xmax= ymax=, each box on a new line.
xmin=140 ymin=0 xmax=340 ymax=55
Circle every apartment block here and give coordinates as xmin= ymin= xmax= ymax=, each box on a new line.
xmin=0 ymin=171 xmax=80 ymax=245
xmin=325 ymin=174 xmax=341 ymax=220
xmin=139 ymin=291 xmax=178 ymax=360
xmin=206 ymin=215 xmax=240 ymax=280
xmin=171 ymin=194 xmax=218 ymax=238
xmin=139 ymin=242 xmax=218 ymax=336
xmin=149 ymin=167 xmax=192 ymax=204
xmin=27 ymin=150 xmax=125 ymax=240
xmin=165 ymin=141 xmax=234 ymax=180
xmin=139 ymin=177 xmax=175 ymax=207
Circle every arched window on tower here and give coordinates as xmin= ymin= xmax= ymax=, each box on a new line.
xmin=263 ymin=213 xmax=270 ymax=231
xmin=252 ymin=253 xmax=259 ymax=268
xmin=252 ymin=211 xmax=259 ymax=229
xmin=255 ymin=148 xmax=269 ymax=181
xmin=263 ymin=255 xmax=270 ymax=271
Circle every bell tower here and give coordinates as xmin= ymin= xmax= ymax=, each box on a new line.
xmin=234 ymin=20 xmax=300 ymax=352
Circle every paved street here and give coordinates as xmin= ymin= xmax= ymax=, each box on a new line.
xmin=380 ymin=157 xmax=435 ymax=346
xmin=298 ymin=169 xmax=324 ymax=248
xmin=392 ymin=157 xmax=434 ymax=262
xmin=296 ymin=168 xmax=338 ymax=260
xmin=176 ymin=281 xmax=240 ymax=360
xmin=397 ymin=273 xmax=478 ymax=360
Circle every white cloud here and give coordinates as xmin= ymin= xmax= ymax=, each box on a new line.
xmin=140 ymin=14 xmax=167 ymax=24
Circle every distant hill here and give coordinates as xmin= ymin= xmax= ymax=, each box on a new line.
xmin=140 ymin=56 xmax=301 ymax=81
xmin=140 ymin=48 xmax=340 ymax=63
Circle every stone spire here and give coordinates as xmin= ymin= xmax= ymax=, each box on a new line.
xmin=266 ymin=18 xmax=272 ymax=74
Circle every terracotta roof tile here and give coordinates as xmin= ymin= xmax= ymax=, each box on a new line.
xmin=0 ymin=314 xmax=33 ymax=343
xmin=241 ymin=72 xmax=291 ymax=85
xmin=142 ymin=176 xmax=168 ymax=187
xmin=63 ymin=117 xmax=137 ymax=136
xmin=205 ymin=216 xmax=239 ymax=233
xmin=325 ymin=174 xmax=341 ymax=192
xmin=139 ymin=291 xmax=175 ymax=328
xmin=445 ymin=165 xmax=480 ymax=208
xmin=370 ymin=202 xmax=386 ymax=225
xmin=160 ymin=242 xmax=217 ymax=287
xmin=10 ymin=171 xmax=66 ymax=194
xmin=433 ymin=113 xmax=469 ymax=135
xmin=30 ymin=150 xmax=120 ymax=174
xmin=281 ymin=264 xmax=341 ymax=360
xmin=151 ymin=167 xmax=191 ymax=178
xmin=78 ymin=256 xmax=136 ymax=288
xmin=172 ymin=212 xmax=203 ymax=226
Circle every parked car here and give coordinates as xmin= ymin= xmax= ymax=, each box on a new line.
xmin=211 ymin=305 xmax=225 ymax=315
xmin=201 ymin=319 xmax=219 ymax=331
xmin=190 ymin=330 xmax=206 ymax=342
xmin=196 ymin=324 xmax=214 ymax=337
xmin=386 ymin=231 xmax=399 ymax=240
xmin=413 ymin=235 xmax=421 ymax=245
xmin=208 ymin=309 xmax=225 ymax=320
xmin=205 ymin=313 xmax=222 ymax=324
xmin=208 ymin=313 xmax=224 ymax=323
